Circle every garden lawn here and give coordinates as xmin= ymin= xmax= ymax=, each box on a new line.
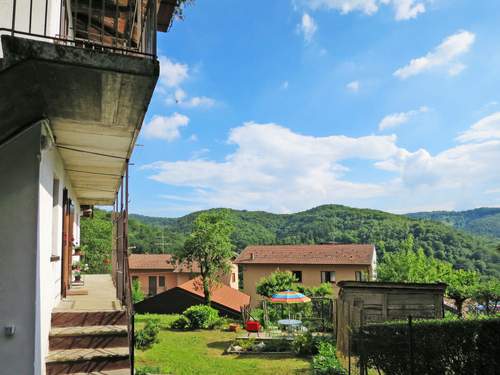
xmin=135 ymin=319 xmax=311 ymax=374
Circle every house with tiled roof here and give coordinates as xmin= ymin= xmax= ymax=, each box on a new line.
xmin=129 ymin=254 xmax=239 ymax=297
xmin=234 ymin=244 xmax=377 ymax=306
xmin=134 ymin=277 xmax=250 ymax=318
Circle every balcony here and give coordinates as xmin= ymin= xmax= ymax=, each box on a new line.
xmin=0 ymin=0 xmax=175 ymax=206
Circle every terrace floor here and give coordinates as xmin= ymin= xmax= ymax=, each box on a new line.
xmin=54 ymin=274 xmax=123 ymax=312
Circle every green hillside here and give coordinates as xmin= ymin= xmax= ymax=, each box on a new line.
xmin=407 ymin=207 xmax=500 ymax=239
xmin=126 ymin=205 xmax=499 ymax=279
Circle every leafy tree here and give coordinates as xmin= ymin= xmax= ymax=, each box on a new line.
xmin=256 ymin=271 xmax=298 ymax=298
xmin=132 ymin=278 xmax=144 ymax=303
xmin=176 ymin=211 xmax=234 ymax=305
xmin=442 ymin=269 xmax=480 ymax=318
xmin=473 ymin=279 xmax=500 ymax=314
xmin=296 ymin=283 xmax=333 ymax=297
xmin=80 ymin=210 xmax=112 ymax=273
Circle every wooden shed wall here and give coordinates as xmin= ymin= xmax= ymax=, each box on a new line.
xmin=336 ymin=286 xmax=444 ymax=354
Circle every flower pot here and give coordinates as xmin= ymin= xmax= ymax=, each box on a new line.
xmin=75 ymin=275 xmax=81 ymax=282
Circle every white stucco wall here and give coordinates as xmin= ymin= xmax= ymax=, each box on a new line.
xmin=34 ymin=123 xmax=80 ymax=375
xmin=0 ymin=0 xmax=65 ymax=57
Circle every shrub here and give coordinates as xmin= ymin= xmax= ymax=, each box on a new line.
xmin=293 ymin=332 xmax=335 ymax=356
xmin=312 ymin=342 xmax=347 ymax=375
xmin=234 ymin=338 xmax=256 ymax=351
xmin=132 ymin=279 xmax=144 ymax=304
xmin=135 ymin=318 xmax=160 ymax=350
xmin=135 ymin=365 xmax=161 ymax=375
xmin=171 ymin=315 xmax=191 ymax=330
xmin=353 ymin=317 xmax=500 ymax=375
xmin=183 ymin=305 xmax=219 ymax=329
xmin=264 ymin=338 xmax=292 ymax=352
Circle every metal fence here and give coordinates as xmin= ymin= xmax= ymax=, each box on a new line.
xmin=0 ymin=0 xmax=157 ymax=57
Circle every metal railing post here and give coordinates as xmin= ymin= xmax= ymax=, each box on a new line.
xmin=11 ymin=0 xmax=16 ymax=35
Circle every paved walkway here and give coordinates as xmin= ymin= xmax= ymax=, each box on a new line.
xmin=54 ymin=274 xmax=123 ymax=312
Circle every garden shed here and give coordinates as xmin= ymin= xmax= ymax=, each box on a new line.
xmin=336 ymin=281 xmax=446 ymax=355
xmin=134 ymin=277 xmax=250 ymax=319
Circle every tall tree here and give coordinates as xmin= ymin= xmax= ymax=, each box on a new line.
xmin=176 ymin=211 xmax=234 ymax=305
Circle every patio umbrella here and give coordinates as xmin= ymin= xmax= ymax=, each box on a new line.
xmin=270 ymin=290 xmax=311 ymax=320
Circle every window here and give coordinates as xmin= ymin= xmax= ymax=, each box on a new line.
xmin=51 ymin=178 xmax=60 ymax=257
xmin=321 ymin=271 xmax=336 ymax=283
xmin=292 ymin=270 xmax=302 ymax=283
xmin=355 ymin=271 xmax=364 ymax=281
xmin=159 ymin=276 xmax=165 ymax=287
xmin=148 ymin=276 xmax=157 ymax=296
xmin=231 ymin=273 xmax=236 ymax=283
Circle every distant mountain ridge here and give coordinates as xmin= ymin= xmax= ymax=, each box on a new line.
xmin=128 ymin=204 xmax=499 ymax=279
xmin=407 ymin=207 xmax=500 ymax=239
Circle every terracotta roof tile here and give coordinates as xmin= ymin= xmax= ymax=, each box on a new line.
xmin=234 ymin=244 xmax=375 ymax=265
xmin=177 ymin=277 xmax=250 ymax=312
xmin=128 ymin=254 xmax=200 ymax=273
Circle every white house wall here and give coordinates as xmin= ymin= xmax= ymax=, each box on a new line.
xmin=0 ymin=123 xmax=41 ymax=375
xmin=35 ymin=122 xmax=80 ymax=375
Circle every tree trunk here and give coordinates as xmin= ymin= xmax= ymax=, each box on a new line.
xmin=456 ymin=299 xmax=465 ymax=318
xmin=202 ymin=276 xmax=211 ymax=306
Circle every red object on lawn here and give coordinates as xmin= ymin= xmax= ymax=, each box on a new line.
xmin=245 ymin=320 xmax=260 ymax=335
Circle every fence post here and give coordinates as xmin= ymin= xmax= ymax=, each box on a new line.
xmin=408 ymin=315 xmax=414 ymax=375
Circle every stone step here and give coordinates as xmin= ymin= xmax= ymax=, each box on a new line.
xmin=68 ymin=370 xmax=131 ymax=375
xmin=52 ymin=311 xmax=127 ymax=327
xmin=45 ymin=347 xmax=129 ymax=375
xmin=49 ymin=325 xmax=128 ymax=350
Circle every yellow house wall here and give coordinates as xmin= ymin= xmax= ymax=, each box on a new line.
xmin=240 ymin=264 xmax=372 ymax=307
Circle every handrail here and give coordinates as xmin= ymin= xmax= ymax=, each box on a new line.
xmin=1 ymin=0 xmax=157 ymax=58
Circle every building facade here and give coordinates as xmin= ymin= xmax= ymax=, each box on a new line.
xmin=129 ymin=253 xmax=239 ymax=297
xmin=234 ymin=244 xmax=377 ymax=307
xmin=0 ymin=0 xmax=176 ymax=373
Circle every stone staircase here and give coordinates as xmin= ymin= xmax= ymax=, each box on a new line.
xmin=46 ymin=310 xmax=131 ymax=375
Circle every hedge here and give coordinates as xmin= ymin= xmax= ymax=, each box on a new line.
xmin=353 ymin=317 xmax=500 ymax=375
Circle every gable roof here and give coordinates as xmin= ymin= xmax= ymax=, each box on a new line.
xmin=234 ymin=244 xmax=375 ymax=266
xmin=178 ymin=278 xmax=250 ymax=313
xmin=128 ymin=254 xmax=199 ymax=273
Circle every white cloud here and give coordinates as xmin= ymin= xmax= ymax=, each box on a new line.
xmin=394 ymin=30 xmax=475 ymax=79
xmin=306 ymin=0 xmax=379 ymax=15
xmin=142 ymin=117 xmax=500 ymax=214
xmin=165 ymin=87 xmax=216 ymax=109
xmin=456 ymin=112 xmax=500 ymax=143
xmin=159 ymin=56 xmax=189 ymax=87
xmin=299 ymin=13 xmax=317 ymax=42
xmin=378 ymin=106 xmax=428 ymax=131
xmin=346 ymin=80 xmax=360 ymax=92
xmin=142 ymin=113 xmax=189 ymax=142
xmin=390 ymin=0 xmax=425 ymax=20
xmin=302 ymin=0 xmax=425 ymax=20
xmin=142 ymin=122 xmax=402 ymax=213
xmin=281 ymin=81 xmax=290 ymax=90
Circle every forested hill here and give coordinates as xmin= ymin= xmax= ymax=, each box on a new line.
xmin=407 ymin=207 xmax=500 ymax=239
xmin=125 ymin=205 xmax=500 ymax=279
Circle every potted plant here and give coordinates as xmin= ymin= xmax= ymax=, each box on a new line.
xmin=74 ymin=245 xmax=81 ymax=256
xmin=74 ymin=271 xmax=81 ymax=282
xmin=71 ymin=261 xmax=80 ymax=270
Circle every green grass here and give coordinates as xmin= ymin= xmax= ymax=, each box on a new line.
xmin=135 ymin=316 xmax=311 ymax=374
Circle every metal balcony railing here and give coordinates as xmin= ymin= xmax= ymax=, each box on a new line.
xmin=0 ymin=0 xmax=157 ymax=58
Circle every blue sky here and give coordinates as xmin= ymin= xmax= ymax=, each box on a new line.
xmin=129 ymin=0 xmax=500 ymax=217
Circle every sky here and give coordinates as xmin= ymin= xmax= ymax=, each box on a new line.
xmin=129 ymin=0 xmax=500 ymax=217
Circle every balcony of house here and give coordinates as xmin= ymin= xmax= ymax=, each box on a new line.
xmin=0 ymin=0 xmax=176 ymax=205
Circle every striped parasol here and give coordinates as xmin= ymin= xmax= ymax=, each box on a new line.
xmin=270 ymin=290 xmax=311 ymax=304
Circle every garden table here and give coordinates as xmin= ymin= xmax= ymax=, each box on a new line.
xmin=277 ymin=319 xmax=302 ymax=334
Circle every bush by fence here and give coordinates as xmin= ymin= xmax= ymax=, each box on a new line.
xmin=353 ymin=317 xmax=500 ymax=375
